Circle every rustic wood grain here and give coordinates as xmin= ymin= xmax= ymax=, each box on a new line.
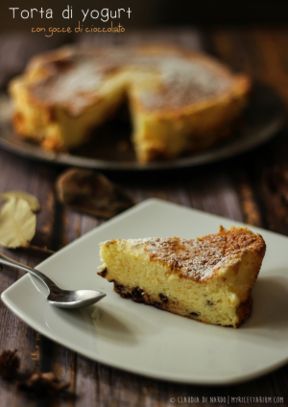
xmin=0 ymin=29 xmax=287 ymax=407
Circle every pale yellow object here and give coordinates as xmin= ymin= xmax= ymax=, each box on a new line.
xmin=99 ymin=227 xmax=266 ymax=327
xmin=0 ymin=191 xmax=40 ymax=212
xmin=0 ymin=197 xmax=36 ymax=248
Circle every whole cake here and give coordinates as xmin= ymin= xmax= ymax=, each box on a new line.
xmin=9 ymin=46 xmax=250 ymax=163
xmin=99 ymin=227 xmax=266 ymax=327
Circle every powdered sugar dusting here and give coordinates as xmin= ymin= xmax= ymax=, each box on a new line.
xmin=139 ymin=56 xmax=232 ymax=109
xmin=126 ymin=229 xmax=262 ymax=281
xmin=32 ymin=60 xmax=105 ymax=114
xmin=52 ymin=62 xmax=103 ymax=98
xmin=29 ymin=46 xmax=234 ymax=114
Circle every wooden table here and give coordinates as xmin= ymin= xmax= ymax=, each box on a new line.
xmin=0 ymin=28 xmax=287 ymax=407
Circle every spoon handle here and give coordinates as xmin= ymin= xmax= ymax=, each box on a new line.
xmin=0 ymin=254 xmax=60 ymax=293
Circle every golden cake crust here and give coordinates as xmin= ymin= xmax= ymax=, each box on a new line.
xmin=140 ymin=226 xmax=265 ymax=281
xmin=102 ymin=227 xmax=265 ymax=283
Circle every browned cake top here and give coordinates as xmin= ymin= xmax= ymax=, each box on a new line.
xmin=130 ymin=227 xmax=265 ymax=281
xmin=25 ymin=46 xmax=237 ymax=114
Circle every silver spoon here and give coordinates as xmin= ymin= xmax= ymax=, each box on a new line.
xmin=0 ymin=254 xmax=106 ymax=309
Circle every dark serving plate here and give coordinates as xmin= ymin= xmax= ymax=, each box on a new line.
xmin=0 ymin=83 xmax=285 ymax=172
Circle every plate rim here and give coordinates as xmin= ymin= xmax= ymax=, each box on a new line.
xmin=2 ymin=198 xmax=288 ymax=385
xmin=2 ymin=279 xmax=288 ymax=386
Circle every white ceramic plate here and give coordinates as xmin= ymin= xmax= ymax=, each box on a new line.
xmin=2 ymin=199 xmax=288 ymax=385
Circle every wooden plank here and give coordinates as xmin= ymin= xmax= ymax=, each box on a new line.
xmin=203 ymin=27 xmax=288 ymax=406
xmin=0 ymin=31 xmax=71 ymax=402
xmin=0 ymin=150 xmax=58 ymax=405
xmin=0 ymin=29 xmax=287 ymax=406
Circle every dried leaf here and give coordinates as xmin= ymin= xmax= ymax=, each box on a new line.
xmin=0 ymin=349 xmax=20 ymax=380
xmin=18 ymin=372 xmax=71 ymax=398
xmin=0 ymin=197 xmax=36 ymax=248
xmin=0 ymin=349 xmax=75 ymax=400
xmin=0 ymin=191 xmax=40 ymax=212
xmin=56 ymin=169 xmax=134 ymax=219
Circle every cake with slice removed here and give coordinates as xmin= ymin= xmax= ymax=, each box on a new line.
xmin=98 ymin=227 xmax=266 ymax=327
xmin=9 ymin=45 xmax=250 ymax=162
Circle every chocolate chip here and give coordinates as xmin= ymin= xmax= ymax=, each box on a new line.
xmin=159 ymin=293 xmax=168 ymax=303
xmin=190 ymin=311 xmax=200 ymax=318
xmin=206 ymin=300 xmax=214 ymax=306
xmin=131 ymin=287 xmax=145 ymax=302
xmin=113 ymin=282 xmax=131 ymax=298
xmin=98 ymin=267 xmax=107 ymax=278
xmin=150 ymin=301 xmax=162 ymax=308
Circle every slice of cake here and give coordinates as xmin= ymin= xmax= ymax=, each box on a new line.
xmin=98 ymin=227 xmax=265 ymax=327
xmin=9 ymin=45 xmax=250 ymax=162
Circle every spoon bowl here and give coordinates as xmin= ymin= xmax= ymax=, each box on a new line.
xmin=47 ymin=289 xmax=106 ymax=308
xmin=0 ymin=254 xmax=106 ymax=309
